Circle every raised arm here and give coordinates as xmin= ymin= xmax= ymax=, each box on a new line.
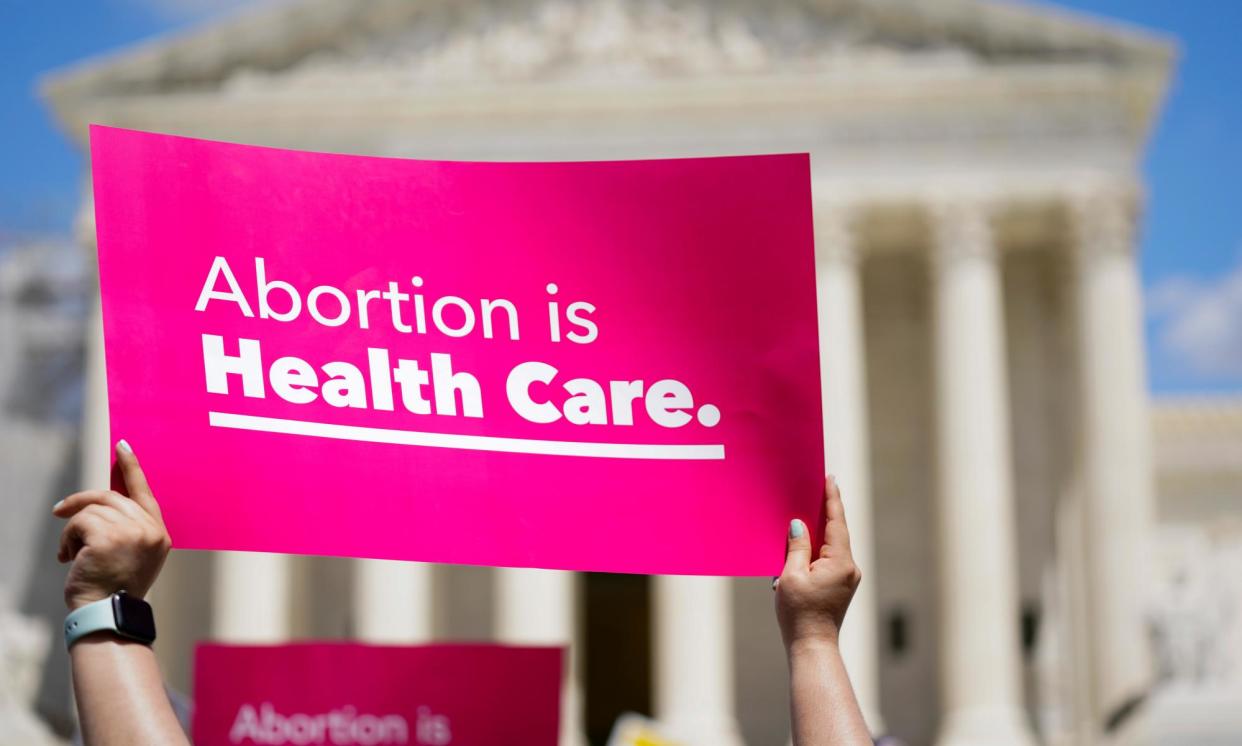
xmin=774 ymin=475 xmax=873 ymax=746
xmin=53 ymin=440 xmax=188 ymax=746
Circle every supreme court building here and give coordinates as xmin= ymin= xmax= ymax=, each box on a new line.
xmin=41 ymin=0 xmax=1182 ymax=744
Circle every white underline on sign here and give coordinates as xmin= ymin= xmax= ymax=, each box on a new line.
xmin=208 ymin=411 xmax=726 ymax=461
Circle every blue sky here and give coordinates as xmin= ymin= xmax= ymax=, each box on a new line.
xmin=2 ymin=0 xmax=1239 ymax=394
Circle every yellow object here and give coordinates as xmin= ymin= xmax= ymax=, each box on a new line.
xmin=607 ymin=713 xmax=683 ymax=746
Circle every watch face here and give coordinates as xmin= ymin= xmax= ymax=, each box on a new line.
xmin=112 ymin=594 xmax=156 ymax=642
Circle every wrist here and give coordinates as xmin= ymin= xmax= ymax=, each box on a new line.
xmin=66 ymin=591 xmax=109 ymax=612
xmin=67 ymin=586 xmax=149 ymax=611
xmin=787 ymin=635 xmax=841 ymax=659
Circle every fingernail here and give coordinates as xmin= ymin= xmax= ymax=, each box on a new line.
xmin=117 ymin=439 xmax=132 ymax=454
xmin=789 ymin=519 xmax=805 ymax=539
xmin=52 ymin=500 xmax=64 ymax=512
xmin=827 ymin=474 xmax=837 ymax=488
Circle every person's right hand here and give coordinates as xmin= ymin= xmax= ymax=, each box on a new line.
xmin=775 ymin=475 xmax=862 ymax=651
xmin=53 ymin=440 xmax=171 ymax=611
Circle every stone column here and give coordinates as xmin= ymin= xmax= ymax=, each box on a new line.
xmin=77 ymin=198 xmax=110 ymax=497
xmin=212 ymin=553 xmax=291 ymax=642
xmin=353 ymin=560 xmax=433 ymax=642
xmin=814 ymin=204 xmax=883 ymax=734
xmin=929 ymin=201 xmax=1035 ymax=746
xmin=1068 ymin=189 xmax=1155 ymax=738
xmin=79 ymin=301 xmax=110 ymax=493
xmin=496 ymin=569 xmax=586 ymax=746
xmin=653 ymin=576 xmax=744 ymax=746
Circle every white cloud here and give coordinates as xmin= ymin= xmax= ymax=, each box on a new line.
xmin=1148 ymin=256 xmax=1242 ymax=378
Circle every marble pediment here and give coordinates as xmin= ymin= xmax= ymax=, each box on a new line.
xmin=45 ymin=0 xmax=1174 ymax=101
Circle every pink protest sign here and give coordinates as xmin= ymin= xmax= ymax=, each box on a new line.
xmin=192 ymin=643 xmax=562 ymax=746
xmin=90 ymin=125 xmax=824 ymax=576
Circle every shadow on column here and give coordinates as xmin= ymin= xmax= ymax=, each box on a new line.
xmin=584 ymin=572 xmax=651 ymax=745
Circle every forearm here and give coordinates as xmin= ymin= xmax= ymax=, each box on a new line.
xmin=787 ymin=639 xmax=872 ymax=746
xmin=70 ymin=636 xmax=188 ymax=746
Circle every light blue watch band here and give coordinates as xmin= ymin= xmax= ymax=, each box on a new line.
xmin=64 ymin=596 xmax=119 ymax=648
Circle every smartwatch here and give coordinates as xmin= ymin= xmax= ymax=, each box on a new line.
xmin=64 ymin=591 xmax=157 ymax=649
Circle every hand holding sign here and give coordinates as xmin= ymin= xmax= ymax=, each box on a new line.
xmin=52 ymin=441 xmax=190 ymax=746
xmin=776 ymin=476 xmax=873 ymax=746
xmin=54 ymin=440 xmax=171 ymax=611
xmin=774 ymin=476 xmax=862 ymax=649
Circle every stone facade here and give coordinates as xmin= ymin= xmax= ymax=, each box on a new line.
xmin=0 ymin=238 xmax=85 ymax=745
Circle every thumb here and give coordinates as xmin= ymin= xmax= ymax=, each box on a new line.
xmin=112 ymin=440 xmax=162 ymax=522
xmin=782 ymin=519 xmax=812 ymax=575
